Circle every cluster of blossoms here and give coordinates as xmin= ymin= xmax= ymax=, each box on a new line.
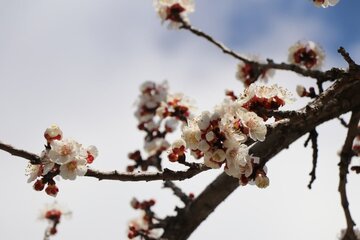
xmin=153 ymin=0 xmax=194 ymax=28
xmin=236 ymin=56 xmax=275 ymax=87
xmin=40 ymin=202 xmax=71 ymax=237
xmin=127 ymin=198 xmax=162 ymax=239
xmin=128 ymin=81 xmax=192 ymax=171
xmin=288 ymin=40 xmax=325 ymax=70
xmin=173 ymin=84 xmax=293 ymax=188
xmin=26 ymin=125 xmax=98 ymax=197
xmin=312 ymin=0 xmax=339 ymax=8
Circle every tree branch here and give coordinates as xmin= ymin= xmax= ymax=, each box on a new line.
xmin=338 ymin=47 xmax=359 ymax=70
xmin=304 ymin=129 xmax=319 ymax=189
xmin=163 ymin=180 xmax=192 ymax=205
xmin=161 ymin=71 xmax=360 ymax=240
xmin=0 ymin=141 xmax=41 ymax=164
xmin=338 ymin=110 xmax=360 ymax=240
xmin=85 ymin=166 xmax=209 ymax=182
xmin=339 ymin=117 xmax=349 ymax=128
xmin=0 ymin=142 xmax=209 ymax=182
xmin=180 ymin=22 xmax=346 ymax=81
xmin=180 ymin=22 xmax=249 ymax=63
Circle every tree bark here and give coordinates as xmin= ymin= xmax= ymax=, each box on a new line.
xmin=161 ymin=71 xmax=360 ymax=239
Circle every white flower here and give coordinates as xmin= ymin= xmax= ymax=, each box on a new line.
xmin=198 ymin=140 xmax=210 ymax=152
xmin=154 ymin=0 xmax=195 ymax=28
xmin=225 ymin=144 xmax=249 ymax=166
xmin=240 ymin=161 xmax=253 ymax=178
xmin=197 ymin=111 xmax=211 ymax=130
xmin=240 ymin=111 xmax=267 ymax=141
xmin=205 ymin=131 xmax=215 ymax=142
xmin=221 ymin=123 xmax=248 ymax=144
xmin=225 ymin=146 xmax=260 ymax=182
xmin=59 ymin=156 xmax=87 ymax=180
xmin=182 ymin=121 xmax=201 ymax=150
xmin=225 ymin=144 xmax=250 ymax=178
xmin=48 ymin=139 xmax=83 ymax=165
xmin=312 ymin=0 xmax=339 ymax=8
xmin=135 ymin=81 xmax=169 ymax=124
xmin=44 ymin=124 xmax=63 ymax=142
xmin=203 ymin=151 xmax=221 ymax=169
xmin=40 ymin=150 xmax=55 ymax=175
xmin=211 ymin=149 xmax=226 ymax=163
xmin=288 ymin=40 xmax=325 ymax=70
xmin=25 ymin=163 xmax=42 ymax=183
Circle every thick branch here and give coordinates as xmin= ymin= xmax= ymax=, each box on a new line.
xmin=161 ymin=73 xmax=360 ymax=240
xmin=338 ymin=111 xmax=360 ymax=240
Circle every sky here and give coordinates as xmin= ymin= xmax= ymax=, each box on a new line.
xmin=0 ymin=0 xmax=360 ymax=239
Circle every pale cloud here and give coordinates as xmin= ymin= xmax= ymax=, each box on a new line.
xmin=0 ymin=1 xmax=359 ymax=240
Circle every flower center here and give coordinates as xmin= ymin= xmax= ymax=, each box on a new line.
xmin=60 ymin=145 xmax=72 ymax=156
xmin=166 ymin=3 xmax=185 ymax=22
xmin=294 ymin=48 xmax=317 ymax=69
xmin=66 ymin=161 xmax=78 ymax=171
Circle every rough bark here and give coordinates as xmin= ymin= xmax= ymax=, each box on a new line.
xmin=161 ymin=71 xmax=360 ymax=240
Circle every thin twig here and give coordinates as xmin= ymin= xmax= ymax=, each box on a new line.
xmin=86 ymin=166 xmax=209 ymax=182
xmin=338 ymin=117 xmax=349 ymax=128
xmin=316 ymin=80 xmax=324 ymax=93
xmin=163 ymin=180 xmax=192 ymax=205
xmin=338 ymin=110 xmax=360 ymax=240
xmin=180 ymin=22 xmax=345 ymax=82
xmin=338 ymin=47 xmax=358 ymax=69
xmin=0 ymin=141 xmax=41 ymax=164
xmin=265 ymin=59 xmax=344 ymax=81
xmin=180 ymin=22 xmax=249 ymax=63
xmin=304 ymin=129 xmax=319 ymax=189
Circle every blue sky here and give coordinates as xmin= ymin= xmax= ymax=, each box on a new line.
xmin=0 ymin=1 xmax=359 ymax=240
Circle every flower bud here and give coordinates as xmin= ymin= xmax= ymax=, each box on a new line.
xmin=255 ymin=173 xmax=270 ymax=189
xmin=44 ymin=124 xmax=63 ymax=143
